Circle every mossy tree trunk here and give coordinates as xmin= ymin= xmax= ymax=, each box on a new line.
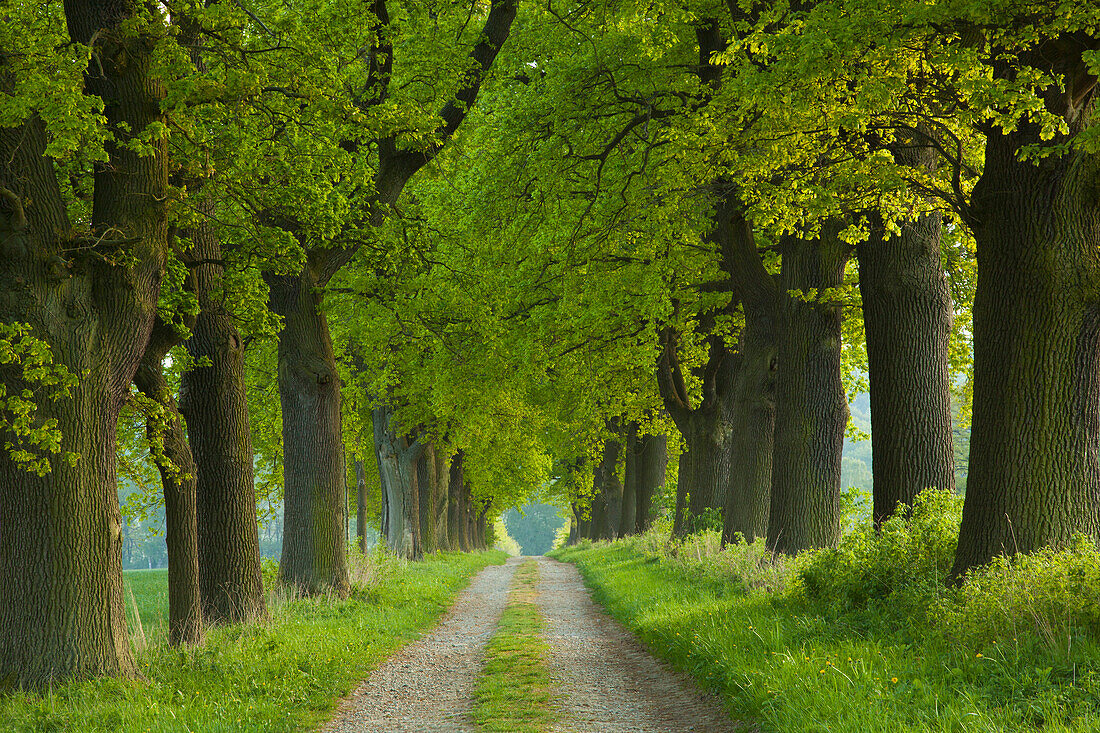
xmin=0 ymin=0 xmax=168 ymax=688
xmin=767 ymin=231 xmax=851 ymax=555
xmin=953 ymin=45 xmax=1100 ymax=577
xmin=620 ymin=422 xmax=639 ymax=536
xmin=373 ymin=404 xmax=423 ymax=559
xmin=448 ymin=451 xmax=466 ymax=550
xmin=635 ymin=433 xmax=667 ymax=534
xmin=859 ymin=206 xmax=955 ymax=526
xmin=267 ymin=269 xmax=350 ymax=595
xmin=179 ymin=222 xmax=267 ymax=625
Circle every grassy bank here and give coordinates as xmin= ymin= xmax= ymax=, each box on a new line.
xmin=473 ymin=560 xmax=556 ymax=733
xmin=1 ymin=550 xmax=506 ymax=732
xmin=551 ymin=500 xmax=1100 ymax=732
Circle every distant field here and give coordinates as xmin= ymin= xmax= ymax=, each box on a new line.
xmin=122 ymin=569 xmax=170 ymax=645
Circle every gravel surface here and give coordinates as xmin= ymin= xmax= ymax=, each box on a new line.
xmin=324 ymin=554 xmax=743 ymax=733
xmin=324 ymin=557 xmax=521 ymax=733
xmin=536 ymin=556 xmax=744 ymax=733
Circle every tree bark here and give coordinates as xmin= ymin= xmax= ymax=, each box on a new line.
xmin=0 ymin=0 xmax=168 ymax=686
xmin=953 ymin=46 xmax=1100 ymax=576
xmin=416 ymin=443 xmax=436 ymax=553
xmin=179 ymin=221 xmax=267 ymax=625
xmin=767 ymin=230 xmax=851 ymax=555
xmin=635 ymin=433 xmax=667 ymax=533
xmin=859 ymin=210 xmax=956 ymax=526
xmin=447 ymin=451 xmax=465 ymax=550
xmin=373 ymin=405 xmax=423 ymax=559
xmin=620 ymin=423 xmax=638 ymax=536
xmin=355 ymin=459 xmax=368 ymax=553
xmin=433 ymin=448 xmax=451 ymax=551
xmin=134 ymin=323 xmax=203 ymax=647
xmin=267 ymin=270 xmax=349 ymax=595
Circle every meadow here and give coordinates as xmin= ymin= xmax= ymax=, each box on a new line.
xmin=0 ymin=550 xmax=506 ymax=732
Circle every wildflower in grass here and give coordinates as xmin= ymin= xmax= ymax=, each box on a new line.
xmin=976 ymin=653 xmax=983 ymax=658
xmin=891 ymin=677 xmax=898 ymax=683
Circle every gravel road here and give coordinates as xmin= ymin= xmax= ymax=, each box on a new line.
xmin=536 ymin=557 xmax=743 ymax=733
xmin=325 ymin=557 xmax=521 ymax=733
xmin=324 ymin=554 xmax=742 ymax=733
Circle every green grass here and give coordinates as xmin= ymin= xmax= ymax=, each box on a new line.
xmin=473 ymin=560 xmax=556 ymax=733
xmin=551 ymin=541 xmax=1100 ymax=733
xmin=0 ymin=550 xmax=507 ymax=732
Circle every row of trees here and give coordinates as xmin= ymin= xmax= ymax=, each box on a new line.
xmin=1 ymin=0 xmax=1098 ymax=693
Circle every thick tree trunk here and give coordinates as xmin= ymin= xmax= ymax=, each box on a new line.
xmin=0 ymin=1 xmax=168 ymax=685
xmin=767 ymin=232 xmax=851 ymax=555
xmin=635 ymin=434 xmax=667 ymax=533
xmin=859 ymin=211 xmax=956 ymax=526
xmin=672 ymin=409 xmax=732 ymax=535
xmin=722 ymin=324 xmax=778 ymax=544
xmin=433 ymin=448 xmax=451 ymax=551
xmin=953 ymin=83 xmax=1100 ymax=576
xmin=134 ymin=327 xmax=203 ymax=647
xmin=620 ymin=423 xmax=638 ymax=536
xmin=179 ymin=223 xmax=267 ymax=625
xmin=267 ymin=270 xmax=349 ymax=595
xmin=600 ymin=435 xmax=624 ymax=539
xmin=416 ymin=443 xmax=436 ymax=553
xmin=355 ymin=459 xmax=368 ymax=553
xmin=715 ymin=197 xmax=780 ymax=545
xmin=373 ymin=405 xmax=423 ymax=559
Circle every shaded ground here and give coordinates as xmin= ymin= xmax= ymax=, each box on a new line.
xmin=325 ymin=555 xmax=742 ymax=732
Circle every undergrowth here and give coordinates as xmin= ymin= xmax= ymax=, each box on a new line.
xmin=0 ymin=548 xmax=507 ymax=732
xmin=552 ymin=489 xmax=1100 ymax=731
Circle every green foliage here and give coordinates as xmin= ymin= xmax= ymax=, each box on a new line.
xmin=0 ymin=551 xmax=507 ymax=731
xmin=796 ymin=488 xmax=962 ymax=625
xmin=947 ymin=537 xmax=1100 ymax=652
xmin=0 ymin=323 xmax=80 ymax=475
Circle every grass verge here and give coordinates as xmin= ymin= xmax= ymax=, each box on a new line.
xmin=0 ymin=549 xmax=507 ymax=732
xmin=473 ymin=560 xmax=556 ymax=733
xmin=551 ymin=540 xmax=1100 ymax=732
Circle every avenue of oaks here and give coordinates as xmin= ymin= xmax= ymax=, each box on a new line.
xmin=0 ymin=0 xmax=1098 ymax=691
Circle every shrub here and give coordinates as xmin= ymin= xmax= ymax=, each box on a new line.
xmin=795 ymin=488 xmax=962 ymax=627
xmin=946 ymin=536 xmax=1100 ymax=652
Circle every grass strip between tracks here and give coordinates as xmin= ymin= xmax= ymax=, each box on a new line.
xmin=473 ymin=559 xmax=557 ymax=733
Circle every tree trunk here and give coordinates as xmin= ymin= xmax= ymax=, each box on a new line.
xmin=673 ymin=409 xmax=732 ymax=535
xmin=373 ymin=405 xmax=423 ymax=559
xmin=635 ymin=434 xmax=667 ymax=533
xmin=179 ymin=222 xmax=267 ymax=625
xmin=859 ymin=211 xmax=956 ymax=526
xmin=448 ymin=451 xmax=466 ymax=551
xmin=767 ymin=231 xmax=851 ymax=555
xmin=134 ymin=326 xmax=203 ymax=647
xmin=600 ymin=435 xmax=624 ymax=539
xmin=267 ymin=270 xmax=350 ymax=595
xmin=953 ymin=71 xmax=1100 ymax=576
xmin=722 ymin=322 xmax=778 ymax=544
xmin=620 ymin=423 xmax=638 ymax=536
xmin=434 ymin=448 xmax=451 ymax=551
xmin=0 ymin=0 xmax=168 ymax=684
xmin=416 ymin=443 xmax=436 ymax=554
xmin=355 ymin=459 xmax=368 ymax=553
